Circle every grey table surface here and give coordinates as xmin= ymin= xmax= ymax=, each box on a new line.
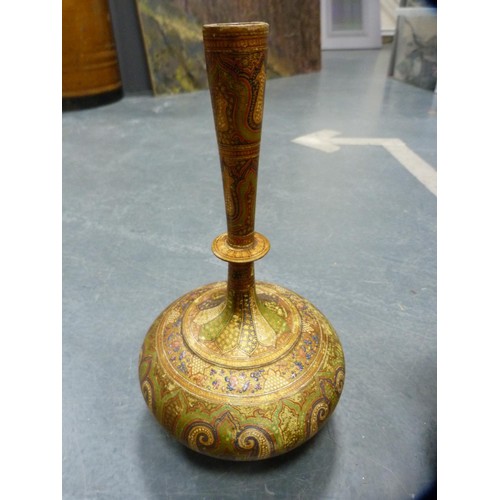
xmin=63 ymin=47 xmax=436 ymax=499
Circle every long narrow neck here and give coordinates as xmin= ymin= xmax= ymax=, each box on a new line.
xmin=203 ymin=22 xmax=268 ymax=251
xmin=227 ymin=262 xmax=256 ymax=297
xmin=201 ymin=23 xmax=274 ymax=357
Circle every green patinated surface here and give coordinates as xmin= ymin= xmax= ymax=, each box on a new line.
xmin=138 ymin=283 xmax=345 ymax=460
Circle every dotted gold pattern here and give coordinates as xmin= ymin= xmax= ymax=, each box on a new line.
xmin=139 ymin=281 xmax=345 ymax=460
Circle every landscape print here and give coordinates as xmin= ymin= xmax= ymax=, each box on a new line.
xmin=390 ymin=9 xmax=437 ymax=91
xmin=136 ymin=0 xmax=321 ymax=95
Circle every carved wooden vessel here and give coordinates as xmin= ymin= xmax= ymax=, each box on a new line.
xmin=139 ymin=22 xmax=345 ymax=460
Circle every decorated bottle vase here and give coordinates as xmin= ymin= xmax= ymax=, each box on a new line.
xmin=139 ymin=22 xmax=345 ymax=461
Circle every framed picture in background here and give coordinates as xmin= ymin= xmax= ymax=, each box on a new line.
xmin=388 ymin=6 xmax=437 ymax=90
xmin=135 ymin=0 xmax=322 ymax=95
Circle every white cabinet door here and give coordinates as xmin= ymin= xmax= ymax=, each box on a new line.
xmin=321 ymin=0 xmax=382 ymax=49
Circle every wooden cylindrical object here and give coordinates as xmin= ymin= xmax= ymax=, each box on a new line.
xmin=62 ymin=0 xmax=122 ymax=108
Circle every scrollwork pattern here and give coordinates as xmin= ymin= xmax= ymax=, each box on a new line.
xmin=184 ymin=422 xmax=217 ymax=453
xmin=235 ymin=426 xmax=275 ymax=459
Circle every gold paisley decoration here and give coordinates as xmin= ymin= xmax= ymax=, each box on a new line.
xmin=141 ymin=380 xmax=154 ymax=411
xmin=334 ymin=366 xmax=345 ymax=395
xmin=235 ymin=426 xmax=275 ymax=459
xmin=307 ymin=399 xmax=330 ymax=437
xmin=139 ymin=355 xmax=156 ymax=412
xmin=253 ymin=65 xmax=265 ymax=125
xmin=184 ymin=422 xmax=217 ymax=452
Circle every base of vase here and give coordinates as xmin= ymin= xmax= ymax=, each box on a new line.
xmin=139 ymin=281 xmax=345 ymax=460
